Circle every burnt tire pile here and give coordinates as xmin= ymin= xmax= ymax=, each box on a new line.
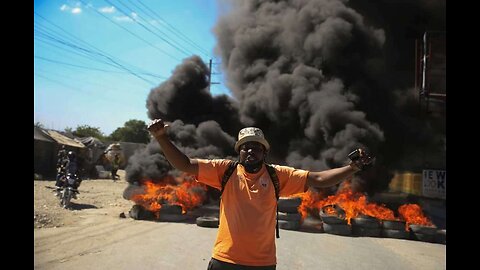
xmin=381 ymin=220 xmax=410 ymax=240
xmin=409 ymin=224 xmax=445 ymax=244
xmin=158 ymin=204 xmax=188 ymax=222
xmin=277 ymin=197 xmax=302 ymax=230
xmin=128 ymin=204 xmax=154 ymax=220
xmin=196 ymin=216 xmax=219 ymax=228
xmin=381 ymin=221 xmax=446 ymax=244
xmin=351 ymin=215 xmax=381 ymax=237
xmin=319 ymin=205 xmax=351 ymax=236
xmin=128 ymin=204 xmax=187 ymax=222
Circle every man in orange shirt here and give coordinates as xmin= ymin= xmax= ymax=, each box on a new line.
xmin=147 ymin=119 xmax=373 ymax=270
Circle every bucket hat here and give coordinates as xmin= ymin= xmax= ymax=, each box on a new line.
xmin=234 ymin=127 xmax=270 ymax=152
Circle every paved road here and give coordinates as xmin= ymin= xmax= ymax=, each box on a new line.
xmin=34 ymin=216 xmax=445 ymax=270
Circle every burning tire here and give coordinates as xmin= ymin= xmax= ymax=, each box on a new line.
xmin=409 ymin=224 xmax=437 ymax=235
xmin=196 ymin=216 xmax=219 ymax=228
xmin=323 ymin=223 xmax=351 ymax=236
xmin=409 ymin=224 xmax=438 ymax=243
xmin=300 ymin=216 xmax=324 ymax=233
xmin=409 ymin=224 xmax=437 ymax=243
xmin=277 ymin=212 xmax=301 ymax=221
xmin=160 ymin=204 xmax=183 ymax=215
xmin=129 ymin=205 xmax=155 ymax=220
xmin=159 ymin=214 xmax=188 ymax=222
xmin=382 ymin=220 xmax=406 ymax=230
xmin=435 ymin=229 xmax=446 ymax=244
xmin=278 ymin=197 xmax=302 ymax=213
xmin=352 ymin=226 xmax=381 ymax=237
xmin=278 ymin=219 xmax=301 ymax=231
xmin=381 ymin=229 xmax=410 ymax=240
xmin=412 ymin=232 xmax=436 ymax=243
xmin=351 ymin=215 xmax=381 ymax=229
xmin=319 ymin=205 xmax=347 ymax=225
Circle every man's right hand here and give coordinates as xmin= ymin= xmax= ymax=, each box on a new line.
xmin=147 ymin=119 xmax=169 ymax=138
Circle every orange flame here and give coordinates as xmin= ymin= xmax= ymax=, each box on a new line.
xmin=131 ymin=173 xmax=207 ymax=217
xmin=294 ymin=190 xmax=322 ymax=221
xmin=323 ymin=206 xmax=337 ymax=215
xmin=291 ymin=181 xmax=413 ymax=225
xmin=398 ymin=203 xmax=433 ymax=229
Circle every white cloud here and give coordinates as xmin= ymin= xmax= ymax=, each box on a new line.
xmin=71 ymin=7 xmax=82 ymax=14
xmin=114 ymin=16 xmax=133 ymax=22
xmin=99 ymin=6 xmax=115 ymax=13
xmin=60 ymin=4 xmax=82 ymax=14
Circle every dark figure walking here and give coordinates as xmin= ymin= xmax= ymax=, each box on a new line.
xmin=111 ymin=154 xmax=120 ymax=181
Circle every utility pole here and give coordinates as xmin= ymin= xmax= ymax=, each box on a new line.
xmin=208 ymin=59 xmax=220 ymax=92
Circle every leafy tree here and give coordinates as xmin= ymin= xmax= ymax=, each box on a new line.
xmin=34 ymin=122 xmax=44 ymax=128
xmin=108 ymin=119 xmax=149 ymax=143
xmin=68 ymin=125 xmax=106 ymax=140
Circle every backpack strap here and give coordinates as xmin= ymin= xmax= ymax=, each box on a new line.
xmin=220 ymin=160 xmax=238 ymax=196
xmin=265 ymin=164 xmax=280 ymax=200
xmin=265 ymin=164 xmax=281 ymax=238
xmin=220 ymin=161 xmax=282 ymax=238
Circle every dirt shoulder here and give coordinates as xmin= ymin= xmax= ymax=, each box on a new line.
xmin=34 ymin=170 xmax=134 ymax=229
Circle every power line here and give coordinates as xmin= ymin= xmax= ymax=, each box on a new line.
xmin=35 ymin=13 xmax=162 ymax=85
xmin=34 ymin=30 xmax=166 ymax=80
xmin=136 ymin=0 xmax=211 ymax=57
xmin=34 ymin=32 xmax=123 ymax=71
xmin=34 ymin=73 xmax=143 ymax=108
xmin=113 ymin=0 xmax=199 ymax=57
xmin=77 ymin=0 xmax=181 ymax=62
xmin=34 ymin=14 xmax=166 ymax=80
xmin=35 ymin=67 xmax=150 ymax=97
xmin=35 ymin=73 xmax=90 ymax=94
xmin=104 ymin=0 xmax=192 ymax=57
xmin=34 ymin=55 xmax=164 ymax=80
xmin=125 ymin=0 xmax=210 ymax=58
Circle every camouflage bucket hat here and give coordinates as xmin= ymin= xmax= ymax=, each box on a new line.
xmin=234 ymin=127 xmax=270 ymax=152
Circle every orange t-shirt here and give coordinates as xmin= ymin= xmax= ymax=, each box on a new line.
xmin=196 ymin=159 xmax=309 ymax=266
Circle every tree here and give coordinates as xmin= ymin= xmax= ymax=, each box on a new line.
xmin=34 ymin=122 xmax=44 ymax=128
xmin=108 ymin=119 xmax=150 ymax=143
xmin=68 ymin=125 xmax=105 ymax=140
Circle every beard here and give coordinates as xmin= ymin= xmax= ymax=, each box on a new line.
xmin=241 ymin=159 xmax=263 ymax=173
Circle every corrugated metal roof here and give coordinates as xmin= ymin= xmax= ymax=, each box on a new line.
xmin=46 ymin=130 xmax=86 ymax=148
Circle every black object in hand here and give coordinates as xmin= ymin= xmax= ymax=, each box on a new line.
xmin=348 ymin=148 xmax=374 ymax=171
xmin=348 ymin=149 xmax=362 ymax=161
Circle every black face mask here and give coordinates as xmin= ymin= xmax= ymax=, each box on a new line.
xmin=241 ymin=159 xmax=263 ymax=173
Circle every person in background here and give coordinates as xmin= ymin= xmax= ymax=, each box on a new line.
xmin=54 ymin=145 xmax=68 ymax=193
xmin=111 ymin=154 xmax=120 ymax=181
xmin=147 ymin=119 xmax=374 ymax=270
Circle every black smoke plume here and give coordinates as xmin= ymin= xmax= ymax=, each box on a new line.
xmin=126 ymin=56 xmax=239 ymax=183
xmin=127 ymin=0 xmax=445 ymax=195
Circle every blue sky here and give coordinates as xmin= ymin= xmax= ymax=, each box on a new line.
xmin=34 ymin=0 xmax=229 ymax=135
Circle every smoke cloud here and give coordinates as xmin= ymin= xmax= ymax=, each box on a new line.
xmin=126 ymin=0 xmax=445 ymax=195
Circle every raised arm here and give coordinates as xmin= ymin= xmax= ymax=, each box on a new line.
xmin=306 ymin=148 xmax=374 ymax=188
xmin=306 ymin=164 xmax=360 ymax=188
xmin=147 ymin=119 xmax=199 ymax=175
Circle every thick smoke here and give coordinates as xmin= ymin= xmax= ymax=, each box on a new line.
xmin=126 ymin=56 xmax=239 ymax=183
xmin=146 ymin=55 xmax=242 ymax=135
xmin=212 ymin=0 xmax=445 ymax=193
xmin=127 ymin=0 xmax=445 ymax=195
xmin=214 ymin=0 xmax=386 ymax=180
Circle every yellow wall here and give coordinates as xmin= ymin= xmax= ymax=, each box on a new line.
xmin=389 ymin=172 xmax=422 ymax=196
